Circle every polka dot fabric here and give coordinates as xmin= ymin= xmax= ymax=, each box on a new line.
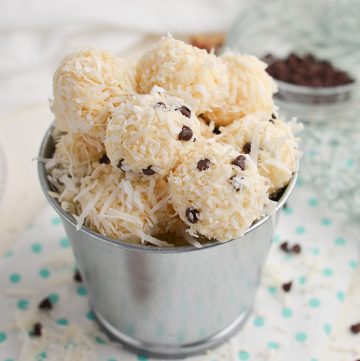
xmin=0 ymin=181 xmax=358 ymax=361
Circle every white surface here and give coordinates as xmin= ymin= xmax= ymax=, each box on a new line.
xmin=0 ymin=104 xmax=51 ymax=251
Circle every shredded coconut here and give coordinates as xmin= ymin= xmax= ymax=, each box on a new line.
xmin=73 ymin=165 xmax=176 ymax=244
xmin=136 ymin=34 xmax=229 ymax=114
xmin=218 ymin=112 xmax=301 ymax=193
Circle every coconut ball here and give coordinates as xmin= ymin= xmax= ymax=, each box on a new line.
xmin=52 ymin=48 xmax=136 ymax=139
xmin=75 ymin=164 xmax=176 ymax=246
xmin=105 ymin=90 xmax=201 ymax=176
xmin=204 ymin=52 xmax=277 ymax=126
xmin=136 ymin=35 xmax=228 ymax=114
xmin=168 ymin=140 xmax=270 ymax=242
xmin=218 ymin=112 xmax=300 ymax=194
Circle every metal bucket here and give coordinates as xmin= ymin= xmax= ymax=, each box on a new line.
xmin=38 ymin=126 xmax=297 ymax=359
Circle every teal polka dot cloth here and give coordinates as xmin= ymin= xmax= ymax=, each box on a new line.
xmin=0 ymin=183 xmax=358 ymax=360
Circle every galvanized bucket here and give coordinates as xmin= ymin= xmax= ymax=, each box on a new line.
xmin=38 ymin=125 xmax=297 ymax=359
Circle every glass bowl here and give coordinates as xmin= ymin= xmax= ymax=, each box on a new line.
xmin=273 ymin=79 xmax=359 ymax=125
xmin=225 ymin=0 xmax=360 ymax=124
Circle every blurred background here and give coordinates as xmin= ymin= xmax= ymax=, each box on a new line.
xmin=0 ymin=1 xmax=359 ymax=360
xmin=0 ymin=0 xmax=241 ymax=117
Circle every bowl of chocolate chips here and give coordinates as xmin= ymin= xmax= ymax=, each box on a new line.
xmin=263 ymin=52 xmax=357 ymax=123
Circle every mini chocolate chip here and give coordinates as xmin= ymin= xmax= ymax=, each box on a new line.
xmin=32 ymin=322 xmax=42 ymax=337
xmin=197 ymin=158 xmax=211 ymax=171
xmin=232 ymin=155 xmax=246 ymax=170
xmin=291 ymin=244 xmax=302 ymax=254
xmin=213 ymin=127 xmax=221 ymax=135
xmin=178 ymin=106 xmax=191 ymax=118
xmin=282 ymin=281 xmax=292 ymax=292
xmin=280 ymin=241 xmax=289 ymax=252
xmin=38 ymin=297 xmax=53 ymax=311
xmin=350 ymin=323 xmax=360 ymax=334
xmin=193 ymin=137 xmax=197 ymax=142
xmin=143 ymin=166 xmax=156 ymax=176
xmin=242 ymin=142 xmax=251 ymax=154
xmin=74 ymin=270 xmax=83 ymax=283
xmin=272 ymin=113 xmax=277 ymax=119
xmin=117 ymin=159 xmax=125 ymax=171
xmin=178 ymin=125 xmax=193 ymax=141
xmin=269 ymin=186 xmax=286 ymax=201
xmin=186 ymin=207 xmax=200 ymax=224
xmin=99 ymin=154 xmax=110 ymax=164
xmin=156 ymin=102 xmax=166 ymax=109
xmin=280 ymin=241 xmax=301 ymax=255
xmin=269 ymin=118 xmax=275 ymax=124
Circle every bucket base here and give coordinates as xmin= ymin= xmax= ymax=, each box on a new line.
xmin=94 ymin=309 xmax=250 ymax=359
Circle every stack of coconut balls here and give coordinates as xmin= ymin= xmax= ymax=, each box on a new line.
xmin=46 ymin=35 xmax=301 ymax=247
